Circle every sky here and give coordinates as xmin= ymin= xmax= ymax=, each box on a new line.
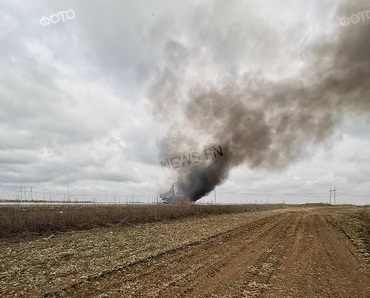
xmin=0 ymin=0 xmax=369 ymax=205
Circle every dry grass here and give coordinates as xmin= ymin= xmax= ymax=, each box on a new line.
xmin=0 ymin=210 xmax=286 ymax=297
xmin=326 ymin=206 xmax=370 ymax=261
xmin=0 ymin=204 xmax=286 ymax=240
xmin=359 ymin=207 xmax=370 ymax=256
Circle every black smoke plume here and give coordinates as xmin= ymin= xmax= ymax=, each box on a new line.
xmin=149 ymin=0 xmax=370 ymax=201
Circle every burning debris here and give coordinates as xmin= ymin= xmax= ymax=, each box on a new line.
xmin=151 ymin=0 xmax=370 ymax=202
xmin=159 ymin=183 xmax=193 ymax=204
xmin=159 ymin=183 xmax=178 ymax=204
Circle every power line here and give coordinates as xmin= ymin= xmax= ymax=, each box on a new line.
xmin=218 ymin=191 xmax=328 ymax=196
xmin=329 ymin=188 xmax=338 ymax=205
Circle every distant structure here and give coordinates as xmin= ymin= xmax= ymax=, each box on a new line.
xmin=160 ymin=183 xmax=192 ymax=204
xmin=160 ymin=183 xmax=179 ymax=204
xmin=329 ymin=188 xmax=337 ymax=205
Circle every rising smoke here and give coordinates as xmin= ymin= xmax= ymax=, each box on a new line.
xmin=149 ymin=0 xmax=370 ymax=201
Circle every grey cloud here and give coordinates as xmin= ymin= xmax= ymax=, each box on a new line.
xmin=149 ymin=0 xmax=370 ymax=201
xmin=1 ymin=0 xmax=369 ymax=203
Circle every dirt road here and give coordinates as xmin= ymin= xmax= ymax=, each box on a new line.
xmin=1 ymin=207 xmax=369 ymax=297
xmin=44 ymin=207 xmax=369 ymax=298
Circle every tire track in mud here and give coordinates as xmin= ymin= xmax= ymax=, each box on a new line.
xmin=264 ymin=210 xmax=370 ymax=298
xmin=214 ymin=211 xmax=304 ymax=298
xmin=180 ymin=213 xmax=299 ymax=298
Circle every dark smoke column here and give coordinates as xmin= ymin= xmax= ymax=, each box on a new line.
xmin=149 ymin=0 xmax=370 ymax=202
xmin=175 ymin=145 xmax=232 ymax=201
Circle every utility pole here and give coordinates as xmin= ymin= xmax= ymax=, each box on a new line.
xmin=214 ymin=188 xmax=216 ymax=204
xmin=329 ymin=188 xmax=333 ymax=204
xmin=333 ymin=189 xmax=337 ymax=205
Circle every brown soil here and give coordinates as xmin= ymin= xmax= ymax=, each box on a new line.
xmin=1 ymin=206 xmax=369 ymax=297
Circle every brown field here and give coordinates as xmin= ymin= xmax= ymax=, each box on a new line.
xmin=0 ymin=204 xmax=285 ymax=240
xmin=0 ymin=205 xmax=369 ymax=297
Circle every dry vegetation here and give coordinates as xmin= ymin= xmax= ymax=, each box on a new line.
xmin=0 ymin=204 xmax=286 ymax=240
xmin=1 ymin=206 xmax=369 ymax=297
xmin=0 ymin=210 xmax=287 ymax=297
xmin=360 ymin=208 xmax=370 ymax=255
xmin=325 ymin=206 xmax=370 ymax=261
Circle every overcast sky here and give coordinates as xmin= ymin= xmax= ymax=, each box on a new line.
xmin=0 ymin=0 xmax=369 ymax=205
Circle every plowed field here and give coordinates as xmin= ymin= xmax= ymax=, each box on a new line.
xmin=1 ymin=206 xmax=369 ymax=297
